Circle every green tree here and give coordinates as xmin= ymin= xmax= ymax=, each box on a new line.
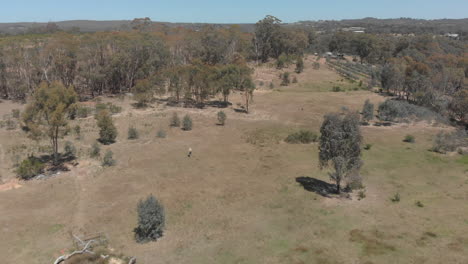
xmin=217 ymin=111 xmax=227 ymax=126
xmin=254 ymin=15 xmax=282 ymax=63
xmin=362 ymin=99 xmax=374 ymax=122
xmin=182 ymin=115 xmax=193 ymax=131
xmin=22 ymin=81 xmax=77 ymax=164
xmin=170 ymin=112 xmax=180 ymax=127
xmin=281 ymin=72 xmax=291 ymax=86
xmin=295 ymin=57 xmax=304 ymax=73
xmin=319 ymin=112 xmax=362 ymax=193
xmin=132 ymin=79 xmax=153 ymax=108
xmin=96 ymin=110 xmax=117 ymax=145
xmin=128 ymin=126 xmax=139 ymax=140
xmin=134 ymin=195 xmax=165 ymax=243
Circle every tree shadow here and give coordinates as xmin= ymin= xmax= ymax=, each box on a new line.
xmin=296 ymin=176 xmax=337 ymax=197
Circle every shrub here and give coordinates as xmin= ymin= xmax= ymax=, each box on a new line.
xmin=391 ymin=193 xmax=400 ymax=203
xmin=74 ymin=125 xmax=81 ymax=139
xmin=364 ymin=144 xmax=372 ymax=150
xmin=378 ymin=99 xmax=444 ymax=122
xmin=170 ymin=112 xmax=180 ymax=127
xmin=362 ymin=99 xmax=374 ymax=122
xmin=182 ymin=115 xmax=192 ymax=131
xmin=358 ymin=190 xmax=366 ymax=200
xmin=332 ymin=86 xmax=342 ymax=92
xmin=269 ymin=82 xmax=274 ymax=89
xmin=64 ymin=141 xmax=76 ymax=158
xmin=102 ymin=150 xmax=116 ymax=167
xmin=16 ymin=156 xmax=45 ymax=180
xmin=259 ymin=81 xmax=264 ymax=86
xmin=134 ymin=195 xmax=165 ymax=243
xmin=217 ymin=111 xmax=227 ymax=126
xmin=432 ymin=130 xmax=467 ymax=153
xmin=76 ymin=106 xmax=93 ymax=118
xmin=11 ymin=109 xmax=20 ymax=119
xmin=90 ymin=142 xmax=100 ymax=158
xmin=281 ymin=72 xmax=290 ymax=86
xmin=312 ymin=62 xmax=320 ymax=70
xmin=285 ymin=130 xmax=318 ymax=144
xmin=108 ymin=103 xmax=122 ymax=114
xmin=156 ymin=129 xmax=166 ymax=138
xmin=96 ymin=110 xmax=117 ymax=145
xmin=415 ymin=201 xmax=424 ymax=207
xmin=295 ymin=57 xmax=304 ymax=73
xmin=292 ymin=76 xmax=298 ymax=83
xmin=403 ymin=135 xmax=415 ymax=143
xmin=128 ymin=126 xmax=139 ymax=140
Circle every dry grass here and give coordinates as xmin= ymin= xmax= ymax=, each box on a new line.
xmin=0 ymin=57 xmax=467 ymax=264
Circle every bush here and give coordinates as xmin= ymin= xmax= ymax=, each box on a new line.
xmin=391 ymin=193 xmax=400 ymax=203
xmin=269 ymin=82 xmax=274 ymax=89
xmin=134 ymin=195 xmax=165 ymax=243
xmin=90 ymin=142 xmax=100 ymax=158
xmin=74 ymin=125 xmax=81 ymax=139
xmin=156 ymin=129 xmax=166 ymax=138
xmin=64 ymin=141 xmax=76 ymax=158
xmin=358 ymin=190 xmax=366 ymax=200
xmin=170 ymin=112 xmax=180 ymax=127
xmin=11 ymin=109 xmax=20 ymax=119
xmin=403 ymin=135 xmax=415 ymax=143
xmin=364 ymin=144 xmax=373 ymax=150
xmin=415 ymin=201 xmax=424 ymax=207
xmin=102 ymin=150 xmax=116 ymax=167
xmin=292 ymin=76 xmax=298 ymax=83
xmin=128 ymin=126 xmax=139 ymax=140
xmin=332 ymin=86 xmax=342 ymax=92
xmin=16 ymin=156 xmax=45 ymax=180
xmin=182 ymin=115 xmax=192 ymax=131
xmin=295 ymin=57 xmax=304 ymax=73
xmin=378 ymin=99 xmax=444 ymax=122
xmin=76 ymin=106 xmax=93 ymax=118
xmin=285 ymin=130 xmax=318 ymax=144
xmin=432 ymin=130 xmax=467 ymax=153
xmin=96 ymin=110 xmax=117 ymax=145
xmin=281 ymin=72 xmax=290 ymax=86
xmin=362 ymin=99 xmax=374 ymax=122
xmin=217 ymin=111 xmax=226 ymax=126
xmin=313 ymin=62 xmax=320 ymax=70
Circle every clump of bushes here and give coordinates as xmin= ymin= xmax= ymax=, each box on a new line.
xmin=134 ymin=195 xmax=165 ymax=243
xmin=285 ymin=130 xmax=318 ymax=144
xmin=432 ymin=130 xmax=467 ymax=153
xmin=403 ymin=135 xmax=415 ymax=143
xmin=95 ymin=102 xmax=122 ymax=116
xmin=170 ymin=112 xmax=180 ymax=127
xmin=16 ymin=156 xmax=45 ymax=180
xmin=102 ymin=150 xmax=116 ymax=167
xmin=217 ymin=111 xmax=226 ymax=126
xmin=378 ymin=99 xmax=444 ymax=123
xmin=128 ymin=126 xmax=139 ymax=140
xmin=182 ymin=115 xmax=192 ymax=131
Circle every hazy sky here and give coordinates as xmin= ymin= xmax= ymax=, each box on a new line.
xmin=1 ymin=0 xmax=467 ymax=23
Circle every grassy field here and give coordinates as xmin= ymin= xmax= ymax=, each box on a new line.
xmin=0 ymin=57 xmax=467 ymax=264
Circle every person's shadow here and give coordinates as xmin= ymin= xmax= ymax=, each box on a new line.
xmin=296 ymin=176 xmax=337 ymax=197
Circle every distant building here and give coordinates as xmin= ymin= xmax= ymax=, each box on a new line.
xmin=342 ymin=27 xmax=366 ymax=33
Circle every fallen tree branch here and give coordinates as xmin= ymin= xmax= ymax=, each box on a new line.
xmin=53 ymin=240 xmax=95 ymax=264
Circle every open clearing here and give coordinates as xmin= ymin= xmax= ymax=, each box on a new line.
xmin=0 ymin=57 xmax=467 ymax=264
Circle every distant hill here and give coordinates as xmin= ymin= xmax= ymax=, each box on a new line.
xmin=0 ymin=18 xmax=467 ymax=35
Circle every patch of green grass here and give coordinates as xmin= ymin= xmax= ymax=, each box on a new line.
xmin=48 ymin=224 xmax=64 ymax=234
xmin=456 ymin=155 xmax=468 ymax=165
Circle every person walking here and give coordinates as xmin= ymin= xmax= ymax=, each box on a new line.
xmin=188 ymin=147 xmax=192 ymax=158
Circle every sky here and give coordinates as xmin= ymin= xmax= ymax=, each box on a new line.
xmin=0 ymin=0 xmax=467 ymax=23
